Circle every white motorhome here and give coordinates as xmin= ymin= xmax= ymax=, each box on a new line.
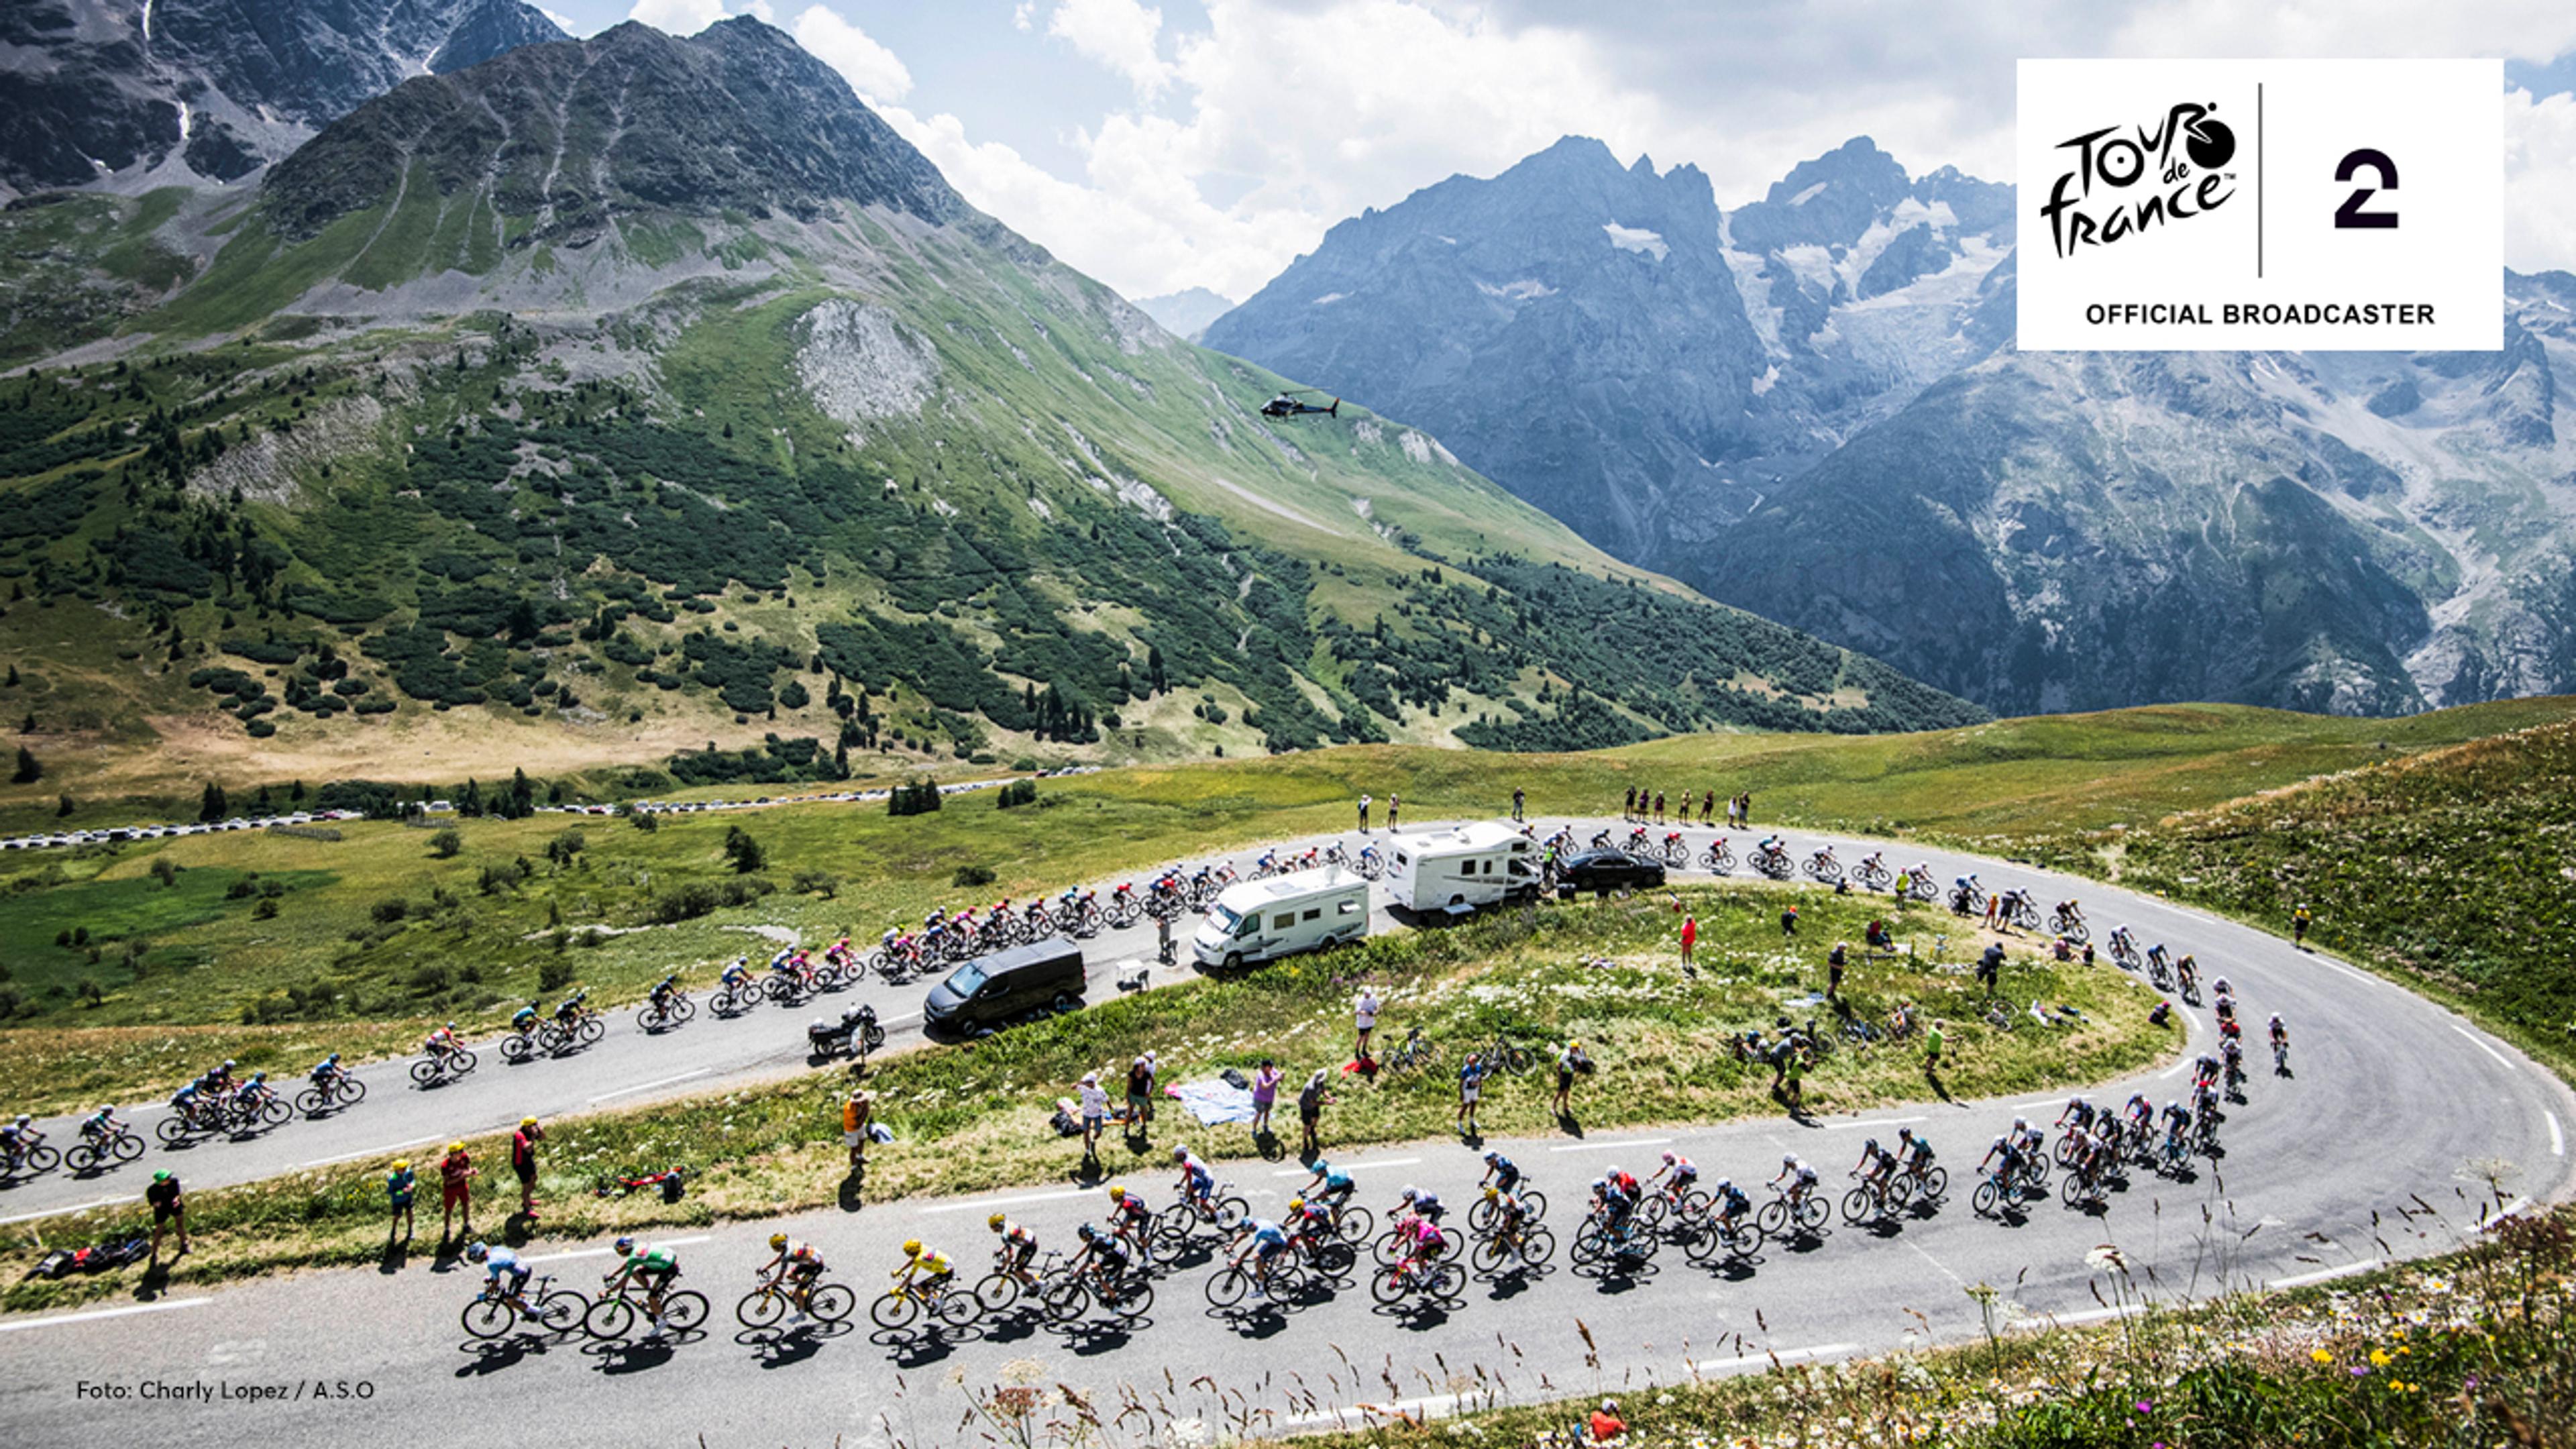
xmin=1385 ymin=821 xmax=1540 ymax=914
xmin=1193 ymin=867 xmax=1371 ymax=969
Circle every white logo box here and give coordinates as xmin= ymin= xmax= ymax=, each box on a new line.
xmin=2016 ymin=58 xmax=2500 ymax=352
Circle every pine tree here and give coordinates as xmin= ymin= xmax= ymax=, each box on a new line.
xmin=11 ymin=745 xmax=38 ymax=784
xmin=198 ymin=782 xmax=227 ymax=822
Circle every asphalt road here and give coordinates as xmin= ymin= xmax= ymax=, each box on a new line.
xmin=1 ymin=816 xmax=2569 ymax=1449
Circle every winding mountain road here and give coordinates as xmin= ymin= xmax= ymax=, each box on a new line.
xmin=1 ymin=816 xmax=2567 ymax=1449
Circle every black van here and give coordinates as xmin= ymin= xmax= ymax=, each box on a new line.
xmin=922 ymin=941 xmax=1087 ymax=1036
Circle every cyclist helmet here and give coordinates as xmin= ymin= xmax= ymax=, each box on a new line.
xmin=1108 ymin=1185 xmax=1126 ymax=1201
xmin=1660 ymin=1150 xmax=1676 ymax=1165
xmin=1591 ymin=1177 xmax=1607 ymax=1192
xmin=770 ymin=1232 xmax=790 ymax=1251
xmin=1482 ymin=1150 xmax=1501 ymax=1165
xmin=902 ymin=1240 xmax=924 ymax=1258
xmin=466 ymin=1242 xmax=490 ymax=1263
xmin=445 ymin=1021 xmax=457 ymax=1030
xmin=1287 ymin=1196 xmax=1305 ymax=1214
xmin=223 ymin=1059 xmax=237 ymax=1070
xmin=1864 ymin=1138 xmax=1879 ymax=1153
xmin=1782 ymin=1153 xmax=1796 ymax=1169
xmin=1078 ymin=1224 xmax=1099 ymax=1242
xmin=1310 ymin=1159 xmax=1332 ymax=1175
xmin=613 ymin=1236 xmax=636 ymax=1256
xmin=1171 ymin=1146 xmax=1189 ymax=1163
xmin=99 ymin=1104 xmax=113 ymax=1115
xmin=521 ymin=1116 xmax=537 ymax=1129
xmin=1603 ymin=1166 xmax=1620 ymax=1181
xmin=2011 ymin=1117 xmax=2029 ymax=1134
xmin=987 ymin=1213 xmax=1008 ymax=1232
xmin=13 ymin=1114 xmax=27 ymax=1126
xmin=327 ymin=1052 xmax=341 ymax=1063
xmin=153 ymin=1169 xmax=171 ymax=1183
xmin=2269 ymin=1012 xmax=2283 ymax=1025
xmin=1398 ymin=1185 xmax=1417 ymax=1201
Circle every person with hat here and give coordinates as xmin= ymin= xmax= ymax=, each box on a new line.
xmin=146 ymin=1169 xmax=187 ymax=1262
xmin=511 ymin=1116 xmax=544 ymax=1219
xmin=386 ymin=1156 xmax=418 ymax=1244
xmin=1588 ymin=1397 xmax=1627 ymax=1442
xmin=843 ymin=1083 xmax=873 ymax=1173
xmin=439 ymin=1140 xmax=476 ymax=1244
xmin=1078 ymin=1071 xmax=1110 ymax=1161
xmin=1125 ymin=1052 xmax=1158 ymax=1138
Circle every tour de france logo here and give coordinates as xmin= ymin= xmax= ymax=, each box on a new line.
xmin=2039 ymin=103 xmax=2238 ymax=258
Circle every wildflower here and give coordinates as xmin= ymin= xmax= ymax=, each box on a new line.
xmin=2134 ymin=1401 xmax=2153 ymax=1413
xmin=2368 ymin=1349 xmax=2390 ymax=1366
xmin=2310 ymin=1348 xmax=2334 ymax=1364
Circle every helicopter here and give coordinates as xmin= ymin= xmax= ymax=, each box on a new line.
xmin=1260 ymin=388 xmax=1340 ymax=420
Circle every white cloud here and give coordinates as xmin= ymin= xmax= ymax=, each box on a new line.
xmin=2506 ymin=85 xmax=2576 ymax=275
xmin=1012 ymin=2 xmax=1036 ymax=33
xmin=627 ymin=0 xmax=727 ymax=35
xmin=793 ymin=4 xmax=912 ymax=103
xmin=1045 ymin=0 xmax=1176 ymax=101
xmin=541 ymin=9 xmax=579 ymax=36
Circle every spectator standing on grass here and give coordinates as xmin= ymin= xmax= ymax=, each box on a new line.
xmin=1828 ymin=942 xmax=1847 ymax=1002
xmin=1782 ymin=1047 xmax=1805 ymax=1112
xmin=386 ymin=1157 xmax=418 ymax=1244
xmin=439 ymin=1140 xmax=475 ymax=1243
xmin=1388 ymin=793 xmax=1401 ymax=831
xmin=1701 ymin=790 xmax=1715 ymax=824
xmin=1679 ymin=914 xmax=1698 ymax=975
xmin=1250 ymin=1059 xmax=1283 ymax=1139
xmin=1357 ymin=792 xmax=1372 ymax=832
xmin=1552 ymin=1040 xmax=1589 ymax=1119
xmin=1078 ymin=1072 xmax=1109 ymax=1161
xmin=1624 ymin=786 xmax=1638 ymax=820
xmin=1511 ymin=786 xmax=1525 ymax=822
xmin=511 ymin=1116 xmax=544 ymax=1219
xmin=1925 ymin=1020 xmax=1946 ymax=1080
xmin=1978 ymin=941 xmax=2006 ymax=996
xmin=1456 ymin=1051 xmax=1487 ymax=1138
xmin=1125 ymin=1053 xmax=1158 ymax=1135
xmin=1780 ymin=903 xmax=1799 ymax=941
xmin=1354 ymin=987 xmax=1381 ymax=1061
xmin=843 ymin=1085 xmax=873 ymax=1172
xmin=1298 ymin=1069 xmax=1331 ymax=1158
xmin=146 ymin=1169 xmax=189 ymax=1263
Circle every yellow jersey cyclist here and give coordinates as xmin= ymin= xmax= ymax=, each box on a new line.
xmin=603 ymin=1236 xmax=683 ymax=1338
xmin=759 ymin=1232 xmax=828 ymax=1324
xmin=892 ymin=1238 xmax=954 ymax=1303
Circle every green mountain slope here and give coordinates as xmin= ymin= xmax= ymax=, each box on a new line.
xmin=0 ymin=19 xmax=1980 ymax=804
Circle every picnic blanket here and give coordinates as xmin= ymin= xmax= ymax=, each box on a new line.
xmin=1166 ymin=1077 xmax=1257 ymax=1126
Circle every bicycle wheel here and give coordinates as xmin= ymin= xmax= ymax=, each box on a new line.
xmin=411 ymin=1059 xmax=444 ymax=1087
xmin=586 ymin=1296 xmax=638 ymax=1340
xmin=537 ymin=1290 xmax=587 ymax=1335
xmin=1212 ymin=1195 xmax=1250 ymax=1233
xmin=1520 ymin=1227 xmax=1556 ymax=1266
xmin=808 ymin=1283 xmax=855 ymax=1325
xmin=337 ymin=1078 xmax=368 ymax=1107
xmin=1205 ymin=1267 xmax=1250 ymax=1308
xmin=637 ymin=1006 xmax=668 ymax=1032
xmin=576 ymin=1017 xmax=605 ymax=1048
xmin=154 ymin=1117 xmax=194 ymax=1147
xmin=259 ymin=1097 xmax=292 ymax=1128
xmin=1041 ymin=1279 xmax=1089 ymax=1324
xmin=1106 ymin=1276 xmax=1153 ymax=1320
xmin=1755 ymin=1201 xmax=1788 ymax=1238
xmin=295 ymin=1091 xmax=326 ymax=1117
xmin=1570 ymin=1226 xmax=1604 ymax=1267
xmin=462 ymin=1297 xmax=514 ymax=1340
xmin=869 ymin=1291 xmax=920 ymax=1331
xmin=739 ymin=1287 xmax=786 ymax=1329
xmin=1334 ymin=1205 xmax=1374 ymax=1244
xmin=977 ymin=1271 xmax=1025 ymax=1313
xmin=1635 ymin=1194 xmax=1668 ymax=1230
xmin=671 ymin=997 xmax=697 ymax=1023
xmin=1468 ymin=1197 xmax=1496 ymax=1234
xmin=1310 ymin=1239 xmax=1356 ymax=1279
xmin=64 ymin=1143 xmax=99 ymax=1174
xmin=450 ymin=1049 xmax=476 ymax=1076
xmin=111 ymin=1131 xmax=144 ymax=1163
xmin=661 ymin=1291 xmax=708 ymax=1332
xmin=1369 ymin=1267 xmax=1411 ymax=1305
xmin=1428 ymin=1263 xmax=1464 ymax=1302
xmin=500 ymin=1034 xmax=533 ymax=1064
xmin=21 ymin=1144 xmax=61 ymax=1175
xmin=1470 ymin=1237 xmax=1507 ymax=1277
xmin=1841 ymin=1187 xmax=1876 ymax=1225
xmin=1972 ymin=1180 xmax=2000 ymax=1216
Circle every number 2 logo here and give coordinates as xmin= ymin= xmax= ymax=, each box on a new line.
xmin=2334 ymin=148 xmax=2399 ymax=229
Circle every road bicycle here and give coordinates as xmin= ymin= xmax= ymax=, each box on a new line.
xmin=220 ymin=1085 xmax=293 ymax=1133
xmin=635 ymin=989 xmax=698 ymax=1032
xmin=1367 ymin=1252 xmax=1464 ymax=1307
xmin=585 ymin=1273 xmax=709 ymax=1340
xmin=1477 ymin=1034 xmax=1538 ymax=1075
xmin=1372 ymin=1218 xmax=1464 ymax=1267
xmin=410 ymin=1046 xmax=478 ymax=1087
xmin=1039 ymin=1262 xmax=1155 ymax=1324
xmin=1754 ymin=1185 xmax=1830 ymax=1240
xmin=1467 ymin=1188 xmax=1544 ymax=1234
xmin=1896 ymin=1161 xmax=1949 ymax=1208
xmin=1633 ymin=1181 xmax=1709 ymax=1233
xmin=155 ymin=1104 xmax=225 ymax=1145
xmin=1699 ymin=837 xmax=1735 ymax=874
xmin=1652 ymin=833 xmax=1690 ymax=867
xmin=1149 ymin=1183 xmax=1250 ymax=1254
xmin=1679 ymin=1205 xmax=1762 ymax=1264
xmin=1383 ymin=1025 xmax=1440 ymax=1073
xmin=1970 ymin=1167 xmax=2031 ymax=1218
xmin=1803 ymin=849 xmax=1843 ymax=885
xmin=737 ymin=1269 xmax=855 ymax=1329
xmin=294 ymin=1074 xmax=368 ymax=1118
xmin=2050 ymin=906 xmax=2091 ymax=945
xmin=1839 ymin=1171 xmax=1911 ymax=1225
xmin=1851 ymin=858 xmax=1893 ymax=891
xmin=1205 ymin=1251 xmax=1309 ymax=1309
xmin=1 ymin=1136 xmax=62 ymax=1181
xmin=1570 ymin=1211 xmax=1659 ymax=1268
xmin=1750 ymin=847 xmax=1795 ymax=881
xmin=538 ymin=1012 xmax=606 ymax=1056
xmin=498 ymin=1024 xmax=546 ymax=1063
xmin=1469 ymin=1218 xmax=1557 ymax=1277
xmin=460 ymin=1273 xmax=587 ymax=1341
xmin=65 ymin=1124 xmax=146 ymax=1173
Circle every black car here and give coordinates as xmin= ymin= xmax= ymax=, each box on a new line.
xmin=1552 ymin=849 xmax=1666 ymax=898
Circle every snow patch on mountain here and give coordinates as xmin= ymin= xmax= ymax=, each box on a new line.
xmin=1603 ymin=223 xmax=1668 ymax=260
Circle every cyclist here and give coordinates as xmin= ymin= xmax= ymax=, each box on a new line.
xmin=892 ymin=1238 xmax=953 ymax=1305
xmin=2292 ymin=904 xmax=2312 ymax=948
xmin=2269 ymin=1013 xmax=2290 ymax=1068
xmin=647 ymin=973 xmax=682 ymax=1010
xmin=988 ymin=1213 xmax=1038 ymax=1280
xmin=80 ymin=1103 xmax=123 ymax=1143
xmin=308 ymin=1051 xmax=346 ymax=1093
xmin=0 ymin=1114 xmax=37 ymax=1170
xmin=2017 ymin=1119 xmax=2047 ymax=1171
xmin=1852 ymin=1138 xmax=1896 ymax=1194
xmin=603 ymin=1236 xmax=682 ymax=1338
xmin=1650 ymin=1150 xmax=1699 ymax=1205
xmin=509 ymin=999 xmax=541 ymax=1038
xmin=1304 ymin=1160 xmax=1357 ymax=1214
xmin=1768 ymin=1154 xmax=1818 ymax=1214
xmin=1949 ymin=873 xmax=1982 ymax=912
xmin=1070 ymin=1223 xmax=1130 ymax=1289
xmin=2192 ymin=1052 xmax=2222 ymax=1091
xmin=2107 ymin=924 xmax=2138 ymax=962
xmin=720 ymin=957 xmax=753 ymax=996
xmin=2212 ymin=975 xmax=2234 ymax=1002
xmin=759 ymin=1232 xmax=828 ymax=1325
xmin=1284 ymin=1194 xmax=1337 ymax=1245
xmin=2220 ymin=1035 xmax=2245 ymax=1083
xmin=2056 ymin=1096 xmax=2096 ymax=1134
xmin=1392 ymin=1205 xmax=1446 ymax=1275
xmin=203 ymin=1059 xmax=237 ymax=1095
xmin=424 ymin=1021 xmax=462 ymax=1061
xmin=1479 ymin=1149 xmax=1523 ymax=1197
xmin=1896 ymin=1128 xmax=1937 ymax=1189
xmin=168 ymin=1081 xmax=205 ymax=1126
xmin=1396 ymin=1184 xmax=1446 ymax=1224
xmin=1709 ymin=1176 xmax=1752 ymax=1232
xmin=1172 ymin=1147 xmax=1216 ymax=1216
xmin=1228 ymin=1217 xmax=1293 ymax=1293
xmin=1104 ymin=1185 xmax=1155 ymax=1256
xmin=2175 ymin=954 xmax=2200 ymax=997
xmin=466 ymin=1241 xmax=535 ymax=1318
xmin=2145 ymin=942 xmax=2173 ymax=978
xmin=2192 ymin=1077 xmax=2223 ymax=1129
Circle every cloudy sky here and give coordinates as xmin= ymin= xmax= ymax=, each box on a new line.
xmin=543 ymin=0 xmax=2576 ymax=305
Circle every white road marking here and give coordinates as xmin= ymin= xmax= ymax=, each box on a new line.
xmin=2269 ymin=1258 xmax=2382 ymax=1289
xmin=1826 ymin=1116 xmax=1927 ymax=1131
xmin=2449 ymin=1025 xmax=2516 ymax=1071
xmin=1283 ymin=1392 xmax=1473 ymax=1428
xmin=587 ymin=1068 xmax=712 ymax=1104
xmin=0 ymin=1195 xmax=133 ymax=1225
xmin=2012 ymin=1303 xmax=2145 ymax=1330
xmin=0 ymin=1297 xmax=210 ymax=1333
xmin=300 ymin=1134 xmax=439 ymax=1168
xmin=1686 ymin=1342 xmax=1859 ymax=1374
xmin=877 ymin=1011 xmax=920 ymax=1028
xmin=522 ymin=1233 xmax=709 ymax=1265
xmin=2548 ymin=1112 xmax=2565 ymax=1158
xmin=1272 ymin=1156 xmax=1420 ymax=1177
xmin=922 ymin=1186 xmax=1102 ymax=1215
xmin=1550 ymin=1136 xmax=1672 ymax=1154
xmin=1904 ymin=1238 xmax=1964 ymax=1287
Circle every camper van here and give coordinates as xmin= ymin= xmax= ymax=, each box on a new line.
xmin=1193 ymin=867 xmax=1371 ymax=969
xmin=1385 ymin=821 xmax=1540 ymax=914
